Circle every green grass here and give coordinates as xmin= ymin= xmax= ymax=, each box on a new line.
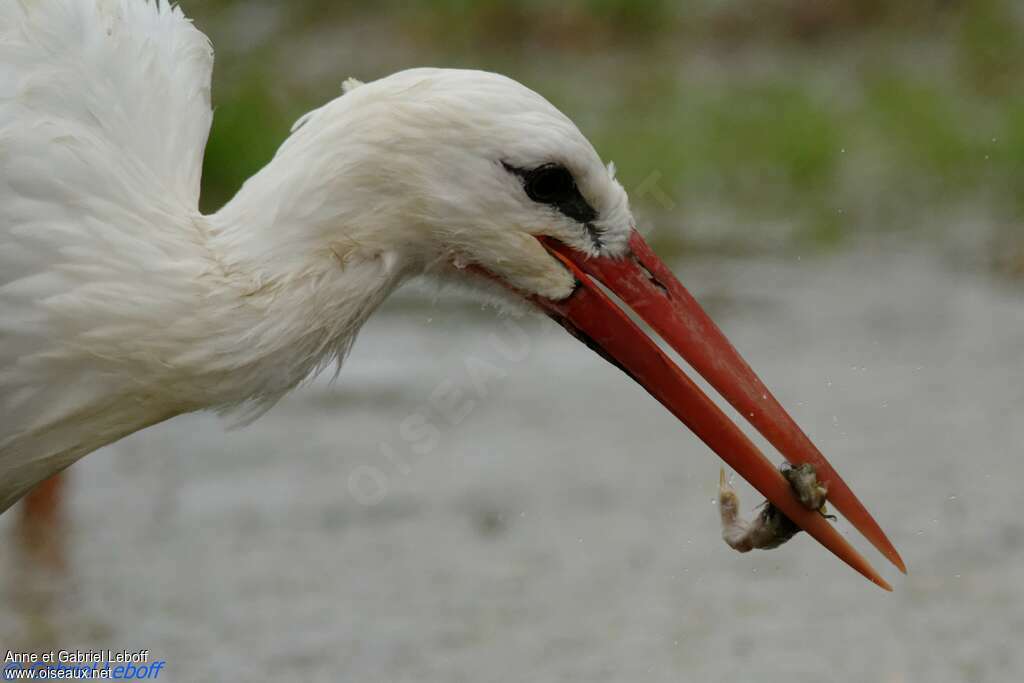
xmin=200 ymin=82 xmax=295 ymax=214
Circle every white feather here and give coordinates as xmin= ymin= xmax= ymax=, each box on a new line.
xmin=1 ymin=0 xmax=215 ymax=509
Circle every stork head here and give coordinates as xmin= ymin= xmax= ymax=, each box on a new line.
xmin=279 ymin=68 xmax=631 ymax=301
xmin=397 ymin=71 xmax=634 ymax=301
xmin=254 ymin=69 xmax=902 ymax=588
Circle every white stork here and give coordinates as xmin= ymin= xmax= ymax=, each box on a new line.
xmin=0 ymin=0 xmax=904 ymax=588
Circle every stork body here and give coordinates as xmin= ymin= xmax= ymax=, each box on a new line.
xmin=0 ymin=0 xmax=902 ymax=587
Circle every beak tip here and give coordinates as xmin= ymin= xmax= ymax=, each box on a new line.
xmin=855 ymin=552 xmax=896 ymax=591
xmin=875 ymin=539 xmax=908 ymax=574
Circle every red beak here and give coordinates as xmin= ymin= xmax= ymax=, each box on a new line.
xmin=531 ymin=230 xmax=904 ymax=590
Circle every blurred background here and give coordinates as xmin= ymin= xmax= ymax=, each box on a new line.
xmin=2 ymin=1 xmax=1022 ymax=681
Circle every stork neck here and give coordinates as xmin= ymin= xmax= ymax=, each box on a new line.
xmin=192 ymin=165 xmax=417 ymax=408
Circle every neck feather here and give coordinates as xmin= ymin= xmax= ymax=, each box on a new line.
xmin=187 ymin=161 xmax=415 ymax=412
xmin=186 ymin=97 xmax=443 ymax=411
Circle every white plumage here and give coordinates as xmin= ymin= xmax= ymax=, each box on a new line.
xmin=0 ymin=0 xmax=633 ymax=512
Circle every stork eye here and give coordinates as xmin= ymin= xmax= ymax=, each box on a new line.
xmin=502 ymin=160 xmax=599 ymax=230
xmin=525 ymin=164 xmax=575 ymax=204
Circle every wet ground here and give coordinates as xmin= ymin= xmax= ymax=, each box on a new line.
xmin=2 ymin=246 xmax=1022 ymax=682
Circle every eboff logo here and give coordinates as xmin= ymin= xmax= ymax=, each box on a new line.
xmin=3 ymin=660 xmax=167 ymax=679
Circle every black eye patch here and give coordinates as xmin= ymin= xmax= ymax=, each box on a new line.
xmin=502 ymin=162 xmax=600 ymax=230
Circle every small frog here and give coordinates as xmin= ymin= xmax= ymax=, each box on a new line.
xmin=718 ymin=463 xmax=832 ymax=553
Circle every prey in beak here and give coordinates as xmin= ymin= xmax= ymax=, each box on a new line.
xmin=526 ymin=229 xmax=904 ymax=590
xmin=719 ymin=464 xmax=833 ymax=553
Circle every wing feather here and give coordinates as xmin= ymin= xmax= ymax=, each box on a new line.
xmin=0 ymin=0 xmax=214 ymax=511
